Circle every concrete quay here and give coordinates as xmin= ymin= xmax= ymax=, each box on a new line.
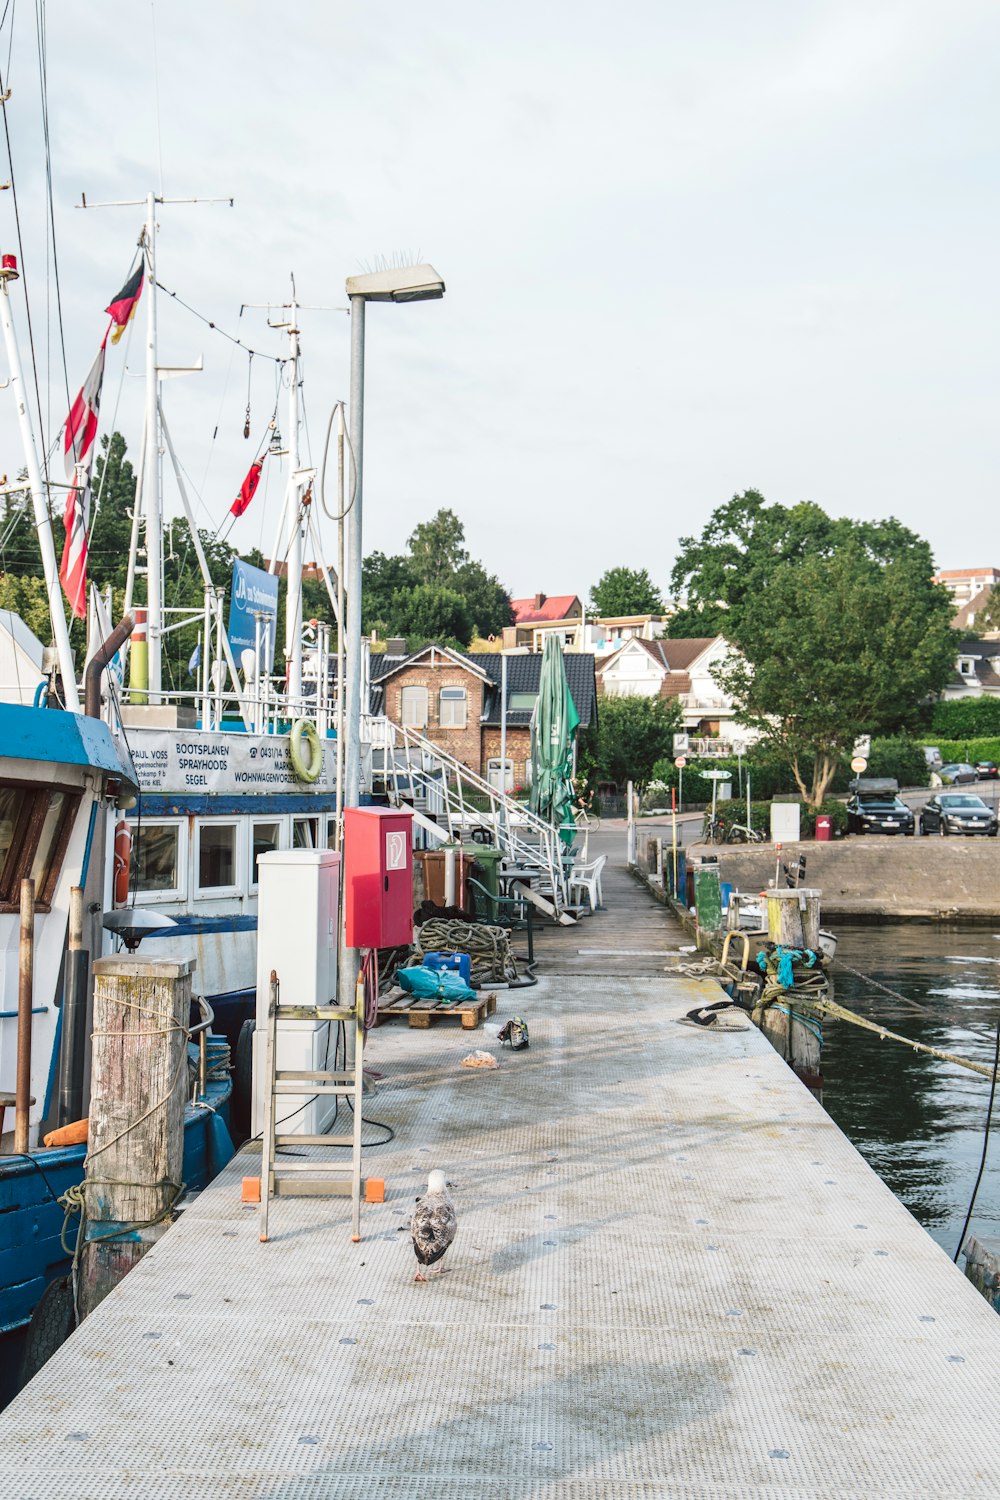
xmin=2 ymin=844 xmax=999 ymax=1497
xmin=684 ymin=837 xmax=1000 ymax=921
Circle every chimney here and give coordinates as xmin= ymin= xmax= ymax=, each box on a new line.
xmin=386 ymin=637 xmax=407 ymax=657
xmin=534 ymin=593 xmax=545 ymax=609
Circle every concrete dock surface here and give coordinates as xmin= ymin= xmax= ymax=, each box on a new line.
xmin=2 ymin=850 xmax=999 ymax=1498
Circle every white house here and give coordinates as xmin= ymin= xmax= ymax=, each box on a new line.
xmin=596 ymin=635 xmax=757 ymax=750
xmin=939 ymin=638 xmax=1000 ymax=700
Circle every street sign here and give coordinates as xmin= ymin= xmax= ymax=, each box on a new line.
xmin=851 ymin=756 xmax=868 ymax=773
xmin=673 ymin=733 xmax=689 ymax=754
xmin=853 ymin=736 xmax=871 ymax=760
xmin=674 ymin=756 xmax=687 ymax=769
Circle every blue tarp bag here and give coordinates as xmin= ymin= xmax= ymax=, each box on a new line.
xmin=398 ymin=964 xmax=477 ymax=1003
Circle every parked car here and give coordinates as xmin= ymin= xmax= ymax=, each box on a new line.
xmin=919 ymin=793 xmax=999 ymax=837
xmin=975 ymin=760 xmax=999 ymax=779
xmin=846 ymin=779 xmax=915 ymax=836
xmin=923 ymin=746 xmax=943 ymax=770
xmin=936 ymin=762 xmax=979 ymax=785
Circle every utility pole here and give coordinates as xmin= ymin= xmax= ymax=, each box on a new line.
xmin=285 ymin=290 xmax=302 ymax=703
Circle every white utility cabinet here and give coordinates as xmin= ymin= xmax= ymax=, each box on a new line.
xmin=253 ymin=849 xmax=342 ymax=1135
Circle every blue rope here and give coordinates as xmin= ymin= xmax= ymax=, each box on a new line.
xmin=756 ymin=945 xmax=818 ymax=989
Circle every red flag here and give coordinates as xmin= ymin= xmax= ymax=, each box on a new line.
xmin=63 ymin=340 xmax=106 ymax=480
xmin=59 ymin=338 xmax=107 ymax=619
xmin=230 ymin=459 xmax=263 ymax=518
xmin=59 ymin=478 xmax=90 ymax=620
xmin=105 ymin=266 xmax=144 ymax=345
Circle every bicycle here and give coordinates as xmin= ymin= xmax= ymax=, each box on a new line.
xmin=727 ymin=822 xmax=765 ymax=844
xmin=704 ymin=814 xmax=727 ymax=844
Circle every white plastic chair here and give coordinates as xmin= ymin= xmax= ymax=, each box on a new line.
xmin=569 ymin=853 xmax=607 ymax=913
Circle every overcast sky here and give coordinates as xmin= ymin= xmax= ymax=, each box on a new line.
xmin=1 ymin=1 xmax=998 ymax=604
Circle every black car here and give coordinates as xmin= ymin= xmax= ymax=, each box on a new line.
xmin=975 ymin=760 xmax=999 ymax=779
xmin=846 ymin=792 xmax=915 ymax=836
xmin=919 ymin=793 xmax=999 ymax=837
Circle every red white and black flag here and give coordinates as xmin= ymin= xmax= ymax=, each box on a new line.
xmin=60 ymin=338 xmax=106 ymax=619
xmin=105 ymin=266 xmax=143 ymax=345
xmin=230 ymin=459 xmax=263 ymax=518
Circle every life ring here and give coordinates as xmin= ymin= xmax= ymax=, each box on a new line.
xmin=289 ymin=718 xmax=323 ymax=784
xmin=113 ymin=820 xmax=133 ymax=907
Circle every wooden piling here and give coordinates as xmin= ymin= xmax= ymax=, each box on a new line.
xmin=767 ymin=888 xmax=822 ymax=949
xmin=79 ymin=956 xmax=194 ymax=1319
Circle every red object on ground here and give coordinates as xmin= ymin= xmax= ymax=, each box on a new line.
xmin=365 ymin=1178 xmax=386 ymax=1203
xmin=343 ymin=807 xmax=414 ymax=948
xmin=815 ymin=815 xmax=832 ymax=842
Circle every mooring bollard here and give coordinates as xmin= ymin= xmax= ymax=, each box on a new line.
xmin=79 ymin=955 xmax=194 ymax=1319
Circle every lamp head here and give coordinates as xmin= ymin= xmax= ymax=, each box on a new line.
xmin=345 ymin=263 xmax=445 ymax=303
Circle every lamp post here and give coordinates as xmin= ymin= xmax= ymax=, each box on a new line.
xmin=339 ymin=264 xmax=445 ymax=1014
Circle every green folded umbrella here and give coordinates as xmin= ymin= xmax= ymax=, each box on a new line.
xmin=529 ymin=635 xmax=580 ymax=846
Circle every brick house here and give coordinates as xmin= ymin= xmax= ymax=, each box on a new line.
xmin=370 ymin=643 xmax=598 ymax=788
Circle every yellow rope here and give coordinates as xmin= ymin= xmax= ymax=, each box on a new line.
xmin=812 ymin=995 xmax=997 ymax=1080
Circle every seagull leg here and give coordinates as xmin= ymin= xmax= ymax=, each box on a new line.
xmin=429 ymin=1265 xmax=452 ymax=1277
xmin=414 ymin=1270 xmax=428 ymax=1282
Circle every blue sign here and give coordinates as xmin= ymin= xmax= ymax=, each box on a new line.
xmin=227 ymin=559 xmax=279 ymax=673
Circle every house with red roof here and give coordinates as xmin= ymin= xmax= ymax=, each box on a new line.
xmin=502 ymin=594 xmax=583 ymax=650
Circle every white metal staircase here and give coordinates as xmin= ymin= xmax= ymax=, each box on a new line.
xmin=364 ymin=717 xmax=576 ymax=923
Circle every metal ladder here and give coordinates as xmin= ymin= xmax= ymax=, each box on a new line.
xmin=258 ymin=970 xmax=367 ymax=1243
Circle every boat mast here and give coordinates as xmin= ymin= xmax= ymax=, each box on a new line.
xmin=143 ymin=192 xmax=163 ymax=699
xmin=0 ymin=257 xmax=81 ymax=710
xmin=284 ymin=288 xmax=303 ymax=705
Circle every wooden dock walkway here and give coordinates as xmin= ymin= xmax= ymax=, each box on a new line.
xmin=3 ymin=833 xmax=1000 ymax=1497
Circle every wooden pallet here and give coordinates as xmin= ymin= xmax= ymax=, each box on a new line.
xmin=377 ymin=990 xmax=498 ymax=1030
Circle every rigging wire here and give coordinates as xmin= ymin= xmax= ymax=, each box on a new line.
xmin=953 ymin=1012 xmax=1000 ymax=1263
xmin=153 ymin=278 xmax=287 ymax=363
xmin=0 ymin=1 xmax=53 ymax=492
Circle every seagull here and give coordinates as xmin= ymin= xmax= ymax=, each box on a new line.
xmin=411 ymin=1169 xmax=457 ymax=1282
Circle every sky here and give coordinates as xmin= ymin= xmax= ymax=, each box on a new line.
xmin=0 ymin=0 xmax=998 ymax=605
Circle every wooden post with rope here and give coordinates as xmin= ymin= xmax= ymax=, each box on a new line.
xmin=79 ymin=956 xmax=194 ymax=1319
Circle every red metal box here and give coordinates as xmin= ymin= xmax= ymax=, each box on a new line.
xmin=343 ymin=807 xmax=414 ymax=949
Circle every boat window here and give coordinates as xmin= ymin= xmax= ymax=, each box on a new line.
xmin=439 ymin=685 xmax=467 ymax=728
xmin=0 ymin=785 xmax=20 ymax=873
xmin=30 ymin=791 xmax=75 ymax=898
xmin=325 ymin=816 xmax=338 ymax=850
xmin=198 ymin=822 xmax=238 ymax=889
xmin=251 ymin=820 xmax=281 ymax=884
xmin=0 ymin=781 xmax=81 ymax=911
xmin=134 ymin=822 xmax=182 ymax=894
xmin=293 ymin=816 xmax=319 ymax=849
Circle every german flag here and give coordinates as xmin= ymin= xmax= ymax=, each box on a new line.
xmin=105 ymin=267 xmax=144 ymax=344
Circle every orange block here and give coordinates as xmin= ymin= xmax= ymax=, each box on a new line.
xmin=42 ymin=1118 xmax=89 ymax=1148
xmin=241 ymin=1176 xmax=261 ymax=1203
xmin=365 ymin=1177 xmax=385 ymax=1203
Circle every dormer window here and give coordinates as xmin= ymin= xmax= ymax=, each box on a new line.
xmin=959 ymin=658 xmax=977 ymax=676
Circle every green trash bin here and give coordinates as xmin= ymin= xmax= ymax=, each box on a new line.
xmin=694 ymin=862 xmax=723 ymax=932
xmin=463 ymin=843 xmax=504 ymax=919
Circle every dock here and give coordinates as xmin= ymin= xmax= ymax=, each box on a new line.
xmin=3 ymin=835 xmax=1000 ymax=1497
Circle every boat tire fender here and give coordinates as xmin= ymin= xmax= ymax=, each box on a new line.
xmin=232 ymin=1019 xmax=255 ymax=1144
xmin=290 ymin=718 xmax=323 ymax=784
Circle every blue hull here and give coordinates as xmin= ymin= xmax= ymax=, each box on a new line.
xmin=0 ymin=1073 xmax=233 ymax=1409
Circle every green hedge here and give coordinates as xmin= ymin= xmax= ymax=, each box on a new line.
xmin=930 ymin=698 xmax=1000 ymax=737
xmin=934 ymin=737 xmax=1000 ymax=764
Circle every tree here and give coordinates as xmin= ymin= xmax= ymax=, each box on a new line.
xmin=407 ymin=508 xmax=469 ymax=586
xmin=453 ymin=559 xmax=514 ymax=638
xmin=578 ymin=694 xmax=681 ymax=791
xmin=0 ymin=573 xmax=54 ymax=643
xmin=589 ymin=565 xmax=665 ymax=618
xmin=361 ymin=510 xmax=513 ymax=643
xmin=975 ymin=584 xmax=1000 ymax=635
xmin=393 ymin=583 xmax=473 ymax=647
xmin=672 ymin=491 xmax=957 ymax=806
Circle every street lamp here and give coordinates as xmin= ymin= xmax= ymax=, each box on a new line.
xmin=340 ymin=262 xmax=445 ymax=1010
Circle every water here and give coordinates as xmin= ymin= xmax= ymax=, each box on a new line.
xmin=821 ymin=923 xmax=1000 ymax=1257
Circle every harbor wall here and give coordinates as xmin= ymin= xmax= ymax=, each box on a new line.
xmin=673 ymin=837 xmax=1000 ymax=922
